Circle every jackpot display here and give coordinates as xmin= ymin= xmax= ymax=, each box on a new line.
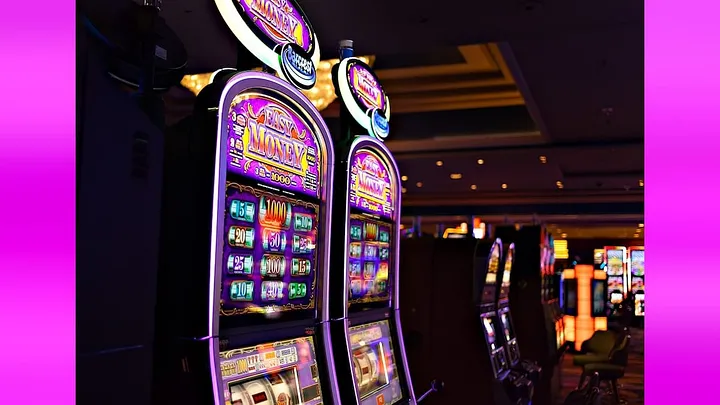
xmin=220 ymin=92 xmax=326 ymax=320
xmin=220 ymin=337 xmax=324 ymax=405
xmin=348 ymin=320 xmax=403 ymax=405
xmin=347 ymin=149 xmax=395 ymax=307
xmin=480 ymin=244 xmax=501 ymax=305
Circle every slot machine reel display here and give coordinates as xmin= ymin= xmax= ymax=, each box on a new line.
xmin=629 ymin=247 xmax=645 ymax=316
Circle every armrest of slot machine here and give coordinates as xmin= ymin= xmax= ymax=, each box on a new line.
xmin=416 ymin=379 xmax=445 ymax=403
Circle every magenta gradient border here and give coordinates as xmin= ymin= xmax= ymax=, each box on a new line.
xmin=1 ymin=1 xmax=719 ymax=404
xmin=0 ymin=2 xmax=76 ymax=404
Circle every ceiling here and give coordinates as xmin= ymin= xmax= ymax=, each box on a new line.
xmin=79 ymin=0 xmax=644 ymax=232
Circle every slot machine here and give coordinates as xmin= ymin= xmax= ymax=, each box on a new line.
xmin=629 ymin=246 xmax=645 ymax=317
xmin=400 ymin=238 xmax=532 ymax=405
xmin=327 ymin=43 xmax=418 ymax=405
xmin=494 ymin=225 xmax=562 ymax=405
xmin=495 ymin=243 xmax=542 ymax=386
xmin=153 ymin=1 xmax=343 ymax=404
xmin=604 ymin=246 xmax=628 ymax=318
xmin=561 ymin=266 xmax=608 ymax=351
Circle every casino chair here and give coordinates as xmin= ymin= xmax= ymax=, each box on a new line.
xmin=572 ymin=330 xmax=620 ymax=371
xmin=577 ymin=333 xmax=632 ymax=404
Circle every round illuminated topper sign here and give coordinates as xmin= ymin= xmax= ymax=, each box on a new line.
xmin=336 ymin=57 xmax=391 ymax=140
xmin=214 ymin=0 xmax=320 ymax=90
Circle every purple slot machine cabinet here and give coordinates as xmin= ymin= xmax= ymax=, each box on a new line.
xmin=328 ymin=45 xmax=418 ymax=405
xmin=154 ymin=1 xmax=343 ymax=404
xmin=495 ymin=244 xmax=542 ymax=386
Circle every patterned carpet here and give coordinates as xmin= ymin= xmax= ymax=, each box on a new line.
xmin=557 ymin=327 xmax=644 ymax=404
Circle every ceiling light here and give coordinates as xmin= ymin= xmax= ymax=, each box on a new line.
xmin=401 ymin=187 xmax=407 ymax=193
xmin=539 ymin=156 xmax=547 ymax=163
xmin=450 ymin=173 xmax=462 ymax=180
xmin=561 ymin=233 xmax=567 ymax=238
xmin=636 ymin=228 xmax=642 ymax=233
xmin=477 ymin=159 xmax=485 ymax=165
xmin=633 ymin=233 xmax=640 ymax=238
xmin=181 ymin=56 xmax=376 ymax=111
xmin=639 ymin=180 xmax=644 ymax=187
xmin=436 ymin=160 xmax=443 ymax=167
xmin=401 ymin=175 xmax=408 ymax=181
xmin=638 ymin=223 xmax=644 ymax=228
xmin=416 ymin=182 xmax=423 ymax=188
xmin=501 ymin=183 xmax=508 ymax=189
xmin=470 ymin=184 xmax=477 ymax=190
xmin=556 ymin=181 xmax=564 ymax=189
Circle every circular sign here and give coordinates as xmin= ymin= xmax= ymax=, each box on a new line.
xmin=214 ymin=0 xmax=320 ymax=90
xmin=335 ymin=57 xmax=391 ymax=140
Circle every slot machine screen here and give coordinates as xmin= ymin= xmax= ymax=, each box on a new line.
xmin=606 ymin=249 xmax=625 ymax=276
xmin=220 ymin=336 xmax=324 ymax=405
xmin=498 ymin=248 xmax=512 ymax=301
xmin=500 ymin=311 xmax=515 ymax=342
xmin=219 ymin=93 xmax=325 ymax=325
xmin=564 ymin=279 xmax=578 ymax=316
xmin=478 ymin=243 xmax=501 ymax=305
xmin=482 ymin=316 xmax=498 ymax=350
xmin=607 ymin=276 xmax=624 ymax=303
xmin=631 ymin=276 xmax=644 ymax=293
xmin=630 ymin=250 xmax=645 ymax=276
xmin=591 ymin=280 xmax=606 ymax=316
xmin=593 ymin=249 xmax=605 ymax=270
xmin=347 ymin=148 xmax=397 ymax=311
xmin=348 ymin=320 xmax=404 ymax=405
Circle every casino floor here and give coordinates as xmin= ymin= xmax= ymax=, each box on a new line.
xmin=556 ymin=327 xmax=644 ymax=404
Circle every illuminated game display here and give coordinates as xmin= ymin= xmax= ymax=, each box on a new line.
xmin=629 ymin=246 xmax=645 ymax=316
xmin=219 ymin=93 xmax=325 ymax=317
xmin=496 ymin=243 xmax=521 ymax=365
xmin=604 ymin=246 xmax=627 ymax=310
xmin=348 ymin=320 xmax=403 ymax=403
xmin=347 ymin=150 xmax=394 ymax=306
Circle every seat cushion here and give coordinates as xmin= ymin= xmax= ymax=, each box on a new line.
xmin=584 ymin=363 xmax=625 ymax=379
xmin=583 ymin=330 xmax=618 ymax=354
xmin=573 ymin=353 xmax=609 ymax=367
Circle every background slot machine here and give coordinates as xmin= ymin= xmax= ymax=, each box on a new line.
xmin=593 ymin=249 xmax=606 ymax=271
xmin=495 ymin=225 xmax=562 ymax=405
xmin=629 ymin=246 xmax=645 ymax=317
xmin=604 ymin=246 xmax=628 ymax=318
xmin=329 ymin=48 xmax=417 ymax=405
xmin=496 ymin=243 xmax=543 ymax=385
xmin=329 ymin=138 xmax=415 ymax=405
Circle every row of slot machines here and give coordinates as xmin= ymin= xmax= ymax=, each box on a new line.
xmin=400 ymin=225 xmax=564 ymax=405
xmin=593 ymin=246 xmax=646 ymax=317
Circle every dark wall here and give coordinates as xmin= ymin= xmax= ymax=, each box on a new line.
xmin=76 ymin=25 xmax=164 ymax=405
